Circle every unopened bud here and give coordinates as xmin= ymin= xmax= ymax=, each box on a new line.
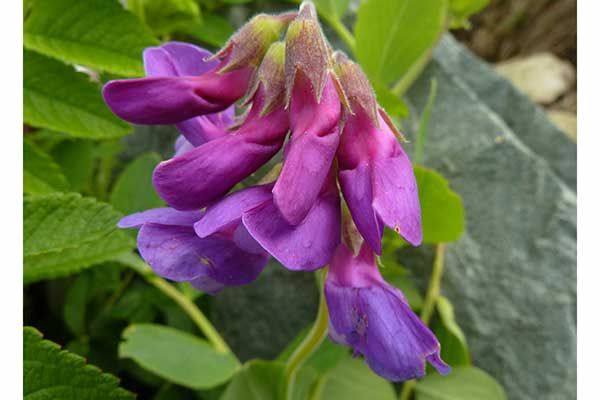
xmin=285 ymin=1 xmax=331 ymax=104
xmin=244 ymin=41 xmax=286 ymax=116
xmin=212 ymin=12 xmax=296 ymax=74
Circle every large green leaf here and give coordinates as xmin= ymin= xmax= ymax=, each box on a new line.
xmin=415 ymin=165 xmax=465 ymax=243
xmin=23 ymin=140 xmax=69 ymax=195
xmin=142 ymin=0 xmax=201 ymax=35
xmin=311 ymin=355 xmax=396 ymax=399
xmin=24 ymin=51 xmax=131 ymax=139
xmin=51 ymin=140 xmax=97 ymax=191
xmin=119 ymin=324 xmax=240 ymax=389
xmin=110 ymin=152 xmax=164 ymax=215
xmin=24 ymin=327 xmax=135 ymax=399
xmin=220 ymin=360 xmax=284 ymax=400
xmin=24 ymin=0 xmax=158 ymax=76
xmin=23 ymin=193 xmax=134 ymax=284
xmin=415 ymin=366 xmax=507 ymax=400
xmin=355 ymin=0 xmax=446 ymax=86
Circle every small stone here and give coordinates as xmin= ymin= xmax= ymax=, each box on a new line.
xmin=494 ymin=53 xmax=575 ymax=105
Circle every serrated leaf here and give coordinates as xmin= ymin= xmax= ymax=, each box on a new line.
xmin=415 ymin=165 xmax=465 ymax=243
xmin=183 ymin=14 xmax=235 ymax=47
xmin=433 ymin=296 xmax=470 ymax=366
xmin=110 ymin=152 xmax=164 ymax=215
xmin=355 ymin=0 xmax=446 ymax=86
xmin=311 ymin=355 xmax=396 ymax=400
xmin=24 ymin=0 xmax=158 ymax=76
xmin=23 ymin=193 xmax=134 ymax=284
xmin=24 ymin=326 xmax=135 ymax=399
xmin=24 ymin=140 xmax=69 ymax=195
xmin=24 ymin=50 xmax=131 ymax=139
xmin=119 ymin=324 xmax=240 ymax=389
xmin=415 ymin=366 xmax=507 ymax=400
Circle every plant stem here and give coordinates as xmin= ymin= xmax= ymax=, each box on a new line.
xmin=398 ymin=244 xmax=446 ymax=400
xmin=325 ymin=16 xmax=356 ymax=54
xmin=116 ymin=252 xmax=236 ymax=358
xmin=284 ymin=270 xmax=330 ymax=400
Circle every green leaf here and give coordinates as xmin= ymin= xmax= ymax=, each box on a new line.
xmin=380 ymin=263 xmax=424 ymax=310
xmin=51 ymin=140 xmax=97 ymax=191
xmin=313 ymin=0 xmax=351 ymax=20
xmin=119 ymin=324 xmax=240 ymax=389
xmin=63 ymin=273 xmax=93 ymax=336
xmin=23 ymin=193 xmax=134 ymax=284
xmin=448 ymin=0 xmax=489 ymax=29
xmin=24 ymin=0 xmax=158 ymax=76
xmin=372 ymin=80 xmax=409 ymax=119
xmin=414 ymin=79 xmax=438 ymax=164
xmin=415 ymin=366 xmax=507 ymax=400
xmin=142 ymin=0 xmax=201 ymax=35
xmin=414 ymin=165 xmax=465 ymax=243
xmin=433 ymin=296 xmax=470 ymax=366
xmin=221 ymin=0 xmax=252 ymax=4
xmin=24 ymin=50 xmax=131 ymax=139
xmin=355 ymin=0 xmax=446 ymax=86
xmin=183 ymin=14 xmax=235 ymax=47
xmin=312 ymin=355 xmax=396 ymax=400
xmin=24 ymin=140 xmax=69 ymax=195
xmin=24 ymin=326 xmax=135 ymax=399
xmin=220 ymin=360 xmax=284 ymax=400
xmin=110 ymin=152 xmax=164 ymax=215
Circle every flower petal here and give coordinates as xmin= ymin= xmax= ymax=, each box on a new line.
xmin=339 ymin=164 xmax=384 ymax=255
xmin=138 ymin=223 xmax=268 ymax=288
xmin=118 ymin=207 xmax=202 ymax=229
xmin=371 ymin=155 xmax=422 ymax=246
xmin=243 ymin=190 xmax=340 ymax=271
xmin=144 ymin=42 xmax=216 ymax=77
xmin=194 ymin=185 xmax=272 ymax=238
xmin=174 ymin=135 xmax=195 ymax=156
xmin=153 ymin=107 xmax=287 ymax=210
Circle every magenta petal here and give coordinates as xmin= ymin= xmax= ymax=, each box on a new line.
xmin=118 ymin=207 xmax=202 ymax=229
xmin=143 ymin=42 xmax=216 ymax=77
xmin=174 ymin=135 xmax=195 ymax=156
xmin=138 ymin=223 xmax=268 ymax=287
xmin=103 ymin=76 xmax=217 ymax=124
xmin=176 ymin=107 xmax=234 ymax=147
xmin=338 ymin=165 xmax=384 ymax=255
xmin=194 ymin=185 xmax=272 ymax=237
xmin=243 ymin=191 xmax=340 ymax=271
xmin=371 ymin=155 xmax=422 ymax=246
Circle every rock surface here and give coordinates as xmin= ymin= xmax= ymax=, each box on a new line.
xmin=403 ymin=36 xmax=576 ymax=400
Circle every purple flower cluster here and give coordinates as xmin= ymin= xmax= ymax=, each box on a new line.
xmin=104 ymin=2 xmax=449 ymax=382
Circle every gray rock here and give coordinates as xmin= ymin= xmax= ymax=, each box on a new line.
xmin=403 ymin=36 xmax=576 ymax=400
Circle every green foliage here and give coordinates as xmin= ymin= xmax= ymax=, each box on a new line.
xmin=110 ymin=152 xmax=164 ymax=214
xmin=414 ymin=165 xmax=465 ymax=243
xmin=379 ymin=263 xmax=424 ymax=310
xmin=355 ymin=0 xmax=446 ymax=86
xmin=372 ymin=80 xmax=409 ymax=119
xmin=311 ymin=355 xmax=397 ymax=400
xmin=24 ymin=327 xmax=135 ymax=399
xmin=23 ymin=193 xmax=134 ymax=284
xmin=221 ymin=360 xmax=285 ymax=400
xmin=141 ymin=0 xmax=201 ymax=35
xmin=24 ymin=0 xmax=158 ymax=76
xmin=51 ymin=140 xmax=97 ymax=191
xmin=23 ymin=140 xmax=69 ymax=195
xmin=24 ymin=51 xmax=131 ymax=139
xmin=415 ymin=366 xmax=507 ymax=400
xmin=433 ymin=296 xmax=471 ymax=366
xmin=448 ymin=0 xmax=489 ymax=28
xmin=119 ymin=324 xmax=240 ymax=389
xmin=312 ymin=0 xmax=351 ymax=21
xmin=183 ymin=14 xmax=235 ymax=47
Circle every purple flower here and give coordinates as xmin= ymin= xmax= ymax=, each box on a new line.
xmin=118 ymin=207 xmax=268 ymax=294
xmin=335 ymin=53 xmax=421 ymax=254
xmin=272 ymin=3 xmax=341 ymax=225
xmin=195 ymin=170 xmax=340 ymax=271
xmin=325 ymin=242 xmax=450 ymax=381
xmin=103 ymin=52 xmax=252 ymax=125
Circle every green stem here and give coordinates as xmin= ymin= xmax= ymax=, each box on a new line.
xmin=398 ymin=244 xmax=446 ymax=400
xmin=284 ymin=270 xmax=330 ymax=400
xmin=325 ymin=16 xmax=356 ymax=54
xmin=117 ymin=253 xmax=236 ymax=357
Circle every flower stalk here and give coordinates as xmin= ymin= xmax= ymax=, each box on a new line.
xmin=283 ymin=270 xmax=330 ymax=400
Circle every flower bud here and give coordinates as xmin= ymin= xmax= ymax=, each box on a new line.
xmin=212 ymin=12 xmax=297 ymax=74
xmin=244 ymin=41 xmax=287 ymax=117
